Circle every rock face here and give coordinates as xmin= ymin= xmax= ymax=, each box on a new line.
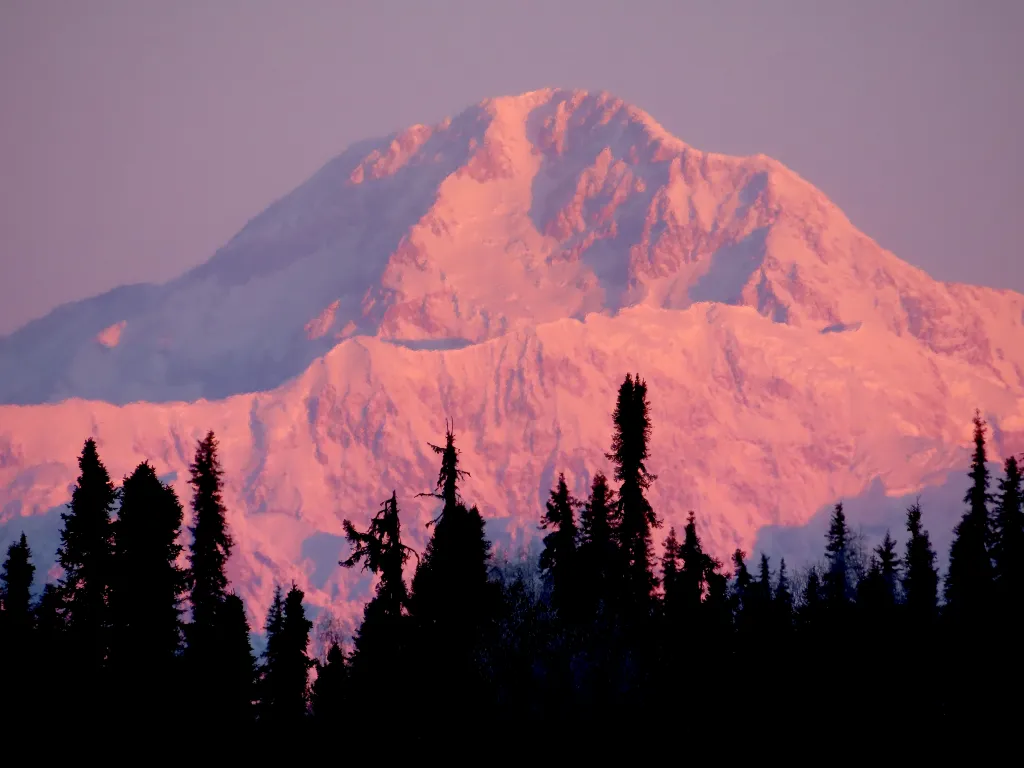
xmin=1 ymin=88 xmax=1022 ymax=628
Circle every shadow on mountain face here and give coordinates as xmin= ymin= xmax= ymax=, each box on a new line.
xmin=0 ymin=111 xmax=495 ymax=406
xmin=751 ymin=465 xmax=991 ymax=577
xmin=383 ymin=337 xmax=475 ymax=352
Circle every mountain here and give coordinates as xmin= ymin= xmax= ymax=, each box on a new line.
xmin=2 ymin=88 xmax=1023 ymax=629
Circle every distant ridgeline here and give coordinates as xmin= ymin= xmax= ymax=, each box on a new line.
xmin=1 ymin=372 xmax=1021 ymax=733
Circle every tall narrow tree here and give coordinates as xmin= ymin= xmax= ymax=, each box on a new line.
xmin=578 ymin=472 xmax=619 ymax=617
xmin=57 ymin=438 xmax=117 ymax=682
xmin=1 ymin=532 xmax=36 ymax=712
xmin=538 ymin=473 xmax=580 ymax=618
xmin=902 ymin=500 xmax=939 ymax=628
xmin=222 ymin=592 xmax=256 ymax=722
xmin=992 ymin=455 xmax=1024 ymax=609
xmin=342 ymin=491 xmax=414 ymax=715
xmin=185 ymin=430 xmax=236 ymax=714
xmin=945 ymin=411 xmax=993 ymax=621
xmin=822 ymin=502 xmax=854 ymax=615
xmin=109 ymin=461 xmax=188 ymax=713
xmin=606 ymin=373 xmax=660 ymax=614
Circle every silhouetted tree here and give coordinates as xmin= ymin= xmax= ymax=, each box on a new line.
xmin=606 ymin=374 xmax=660 ymax=615
xmin=409 ymin=424 xmax=497 ymax=722
xmin=222 ymin=592 xmax=256 ymax=722
xmin=538 ymin=473 xmax=580 ymax=619
xmin=57 ymin=438 xmax=117 ymax=686
xmin=945 ymin=411 xmax=993 ymax=621
xmin=1 ymin=533 xmax=35 ymax=636
xmin=578 ymin=472 xmax=619 ymax=617
xmin=676 ymin=512 xmax=709 ymax=624
xmin=992 ymin=455 xmax=1024 ymax=608
xmin=259 ymin=585 xmax=285 ymax=719
xmin=774 ymin=558 xmax=794 ymax=634
xmin=109 ymin=461 xmax=188 ymax=714
xmin=822 ymin=502 xmax=854 ymax=616
xmin=903 ymin=500 xmax=939 ymax=628
xmin=660 ymin=527 xmax=681 ymax=619
xmin=341 ymin=491 xmax=414 ymax=718
xmin=185 ymin=430 xmax=237 ymax=715
xmin=1 ymin=532 xmax=35 ymax=715
xmin=731 ymin=549 xmax=754 ymax=635
xmin=312 ymin=642 xmax=348 ymax=722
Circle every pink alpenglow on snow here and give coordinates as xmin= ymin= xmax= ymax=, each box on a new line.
xmin=1 ymin=89 xmax=1022 ymax=628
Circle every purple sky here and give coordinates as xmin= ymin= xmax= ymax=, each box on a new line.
xmin=0 ymin=0 xmax=1021 ymax=335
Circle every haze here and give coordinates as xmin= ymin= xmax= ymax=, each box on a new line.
xmin=0 ymin=0 xmax=1021 ymax=335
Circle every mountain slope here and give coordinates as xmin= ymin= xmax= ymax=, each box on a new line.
xmin=3 ymin=88 xmax=1022 ymax=405
xmin=1 ymin=88 xmax=1022 ymax=627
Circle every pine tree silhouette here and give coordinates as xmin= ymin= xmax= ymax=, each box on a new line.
xmin=109 ymin=461 xmax=188 ymax=716
xmin=992 ymin=455 xmax=1024 ymax=609
xmin=822 ymin=502 xmax=855 ymax=615
xmin=312 ymin=642 xmax=348 ymax=722
xmin=0 ymin=532 xmax=36 ymax=718
xmin=730 ymin=549 xmax=754 ymax=636
xmin=185 ymin=430 xmax=237 ymax=717
xmin=258 ymin=585 xmax=285 ymax=719
xmin=341 ymin=490 xmax=414 ymax=721
xmin=222 ymin=592 xmax=257 ymax=722
xmin=538 ymin=473 xmax=581 ymax=619
xmin=578 ymin=471 xmax=619 ymax=617
xmin=774 ymin=558 xmax=794 ymax=634
xmin=409 ymin=423 xmax=497 ymax=727
xmin=945 ymin=411 xmax=993 ymax=621
xmin=606 ymin=374 xmax=660 ymax=616
xmin=57 ymin=438 xmax=117 ymax=695
xmin=1 ymin=532 xmax=35 ymax=636
xmin=660 ymin=527 xmax=681 ymax=620
xmin=903 ymin=500 xmax=939 ymax=628
xmin=279 ymin=583 xmax=314 ymax=722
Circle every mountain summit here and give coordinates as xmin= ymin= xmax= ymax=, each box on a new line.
xmin=2 ymin=89 xmax=1023 ymax=625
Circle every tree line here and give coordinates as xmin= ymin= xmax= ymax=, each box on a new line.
xmin=1 ymin=373 xmax=1021 ymax=734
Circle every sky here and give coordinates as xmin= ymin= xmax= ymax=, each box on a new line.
xmin=0 ymin=0 xmax=1021 ymax=335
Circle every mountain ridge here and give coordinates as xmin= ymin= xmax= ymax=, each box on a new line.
xmin=1 ymin=88 xmax=1022 ymax=628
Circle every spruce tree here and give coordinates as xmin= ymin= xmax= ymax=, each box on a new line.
xmin=222 ymin=592 xmax=256 ymax=721
xmin=752 ymin=553 xmax=774 ymax=637
xmin=278 ymin=583 xmax=314 ymax=722
xmin=408 ymin=424 xmax=496 ymax=719
xmin=57 ymin=438 xmax=117 ymax=681
xmin=259 ymin=585 xmax=285 ymax=719
xmin=185 ymin=430 xmax=236 ymax=715
xmin=578 ymin=472 xmax=619 ymax=616
xmin=660 ymin=527 xmax=680 ymax=619
xmin=773 ymin=558 xmax=794 ymax=634
xmin=676 ymin=512 xmax=709 ymax=622
xmin=730 ymin=549 xmax=753 ymax=635
xmin=1 ymin=533 xmax=35 ymax=636
xmin=945 ymin=411 xmax=993 ymax=621
xmin=1 ymin=533 xmax=36 ymax=713
xmin=606 ymin=373 xmax=660 ymax=615
xmin=538 ymin=473 xmax=580 ymax=618
xmin=341 ymin=491 xmax=414 ymax=715
xmin=822 ymin=502 xmax=854 ymax=615
xmin=992 ymin=455 xmax=1024 ymax=609
xmin=312 ymin=642 xmax=348 ymax=722
xmin=902 ymin=500 xmax=939 ymax=628
xmin=109 ymin=462 xmax=188 ymax=714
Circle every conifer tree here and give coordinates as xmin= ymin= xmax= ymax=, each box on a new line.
xmin=1 ymin=533 xmax=36 ymax=711
xmin=606 ymin=374 xmax=661 ymax=614
xmin=752 ymin=553 xmax=774 ymax=635
xmin=57 ymin=438 xmax=117 ymax=680
xmin=676 ymin=512 xmax=709 ymax=622
xmin=409 ymin=424 xmax=496 ymax=716
xmin=109 ymin=462 xmax=188 ymax=713
xmin=341 ymin=491 xmax=414 ymax=714
xmin=312 ymin=642 xmax=348 ymax=722
xmin=797 ymin=567 xmax=824 ymax=632
xmin=731 ymin=549 xmax=753 ymax=634
xmin=945 ymin=411 xmax=993 ymax=620
xmin=578 ymin=472 xmax=619 ymax=616
xmin=822 ymin=502 xmax=854 ymax=615
xmin=259 ymin=585 xmax=285 ymax=719
xmin=660 ymin=527 xmax=680 ymax=618
xmin=774 ymin=558 xmax=794 ymax=633
xmin=1 ymin=533 xmax=35 ymax=637
xmin=902 ymin=500 xmax=939 ymax=628
xmin=222 ymin=592 xmax=256 ymax=721
xmin=278 ymin=583 xmax=314 ymax=721
xmin=992 ymin=455 xmax=1024 ymax=609
xmin=538 ymin=473 xmax=580 ymax=618
xmin=185 ymin=430 xmax=237 ymax=715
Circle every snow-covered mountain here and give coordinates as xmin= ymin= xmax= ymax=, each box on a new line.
xmin=2 ymin=89 xmax=1022 ymax=629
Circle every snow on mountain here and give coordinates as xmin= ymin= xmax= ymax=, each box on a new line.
xmin=1 ymin=88 xmax=1023 ymax=628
